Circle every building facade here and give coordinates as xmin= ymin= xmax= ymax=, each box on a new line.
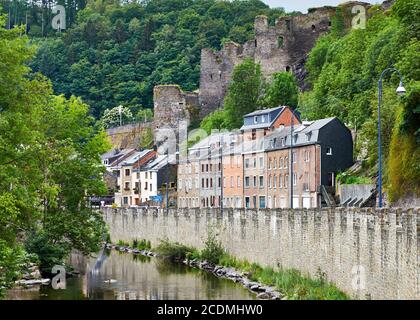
xmin=177 ymin=108 xmax=353 ymax=209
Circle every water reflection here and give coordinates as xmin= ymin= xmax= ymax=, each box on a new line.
xmin=7 ymin=250 xmax=255 ymax=300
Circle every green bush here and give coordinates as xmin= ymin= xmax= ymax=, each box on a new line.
xmin=132 ymin=239 xmax=152 ymax=250
xmin=25 ymin=232 xmax=68 ymax=275
xmin=154 ymin=239 xmax=195 ymax=261
xmin=200 ymin=229 xmax=225 ymax=265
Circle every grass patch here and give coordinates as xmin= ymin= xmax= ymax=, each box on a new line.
xmin=116 ymin=240 xmax=130 ymax=247
xmin=153 ymin=233 xmax=349 ymax=300
xmin=132 ymin=239 xmax=151 ymax=250
xmin=154 ymin=238 xmax=196 ymax=261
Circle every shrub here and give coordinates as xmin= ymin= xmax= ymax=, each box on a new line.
xmin=25 ymin=232 xmax=68 ymax=275
xmin=154 ymin=239 xmax=194 ymax=261
xmin=200 ymin=229 xmax=225 ymax=265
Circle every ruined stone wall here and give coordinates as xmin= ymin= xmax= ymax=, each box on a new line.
xmin=198 ymin=2 xmax=372 ymax=114
xmin=103 ymin=206 xmax=419 ymax=300
xmin=153 ymin=85 xmax=199 ymax=131
xmin=106 ymin=122 xmax=152 ymax=149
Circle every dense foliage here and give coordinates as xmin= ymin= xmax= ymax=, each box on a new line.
xmin=299 ymin=0 xmax=419 ymax=200
xmin=0 ymin=12 xmax=110 ymax=297
xmin=2 ymin=0 xmax=288 ymax=118
xmin=200 ymin=58 xmax=299 ymax=133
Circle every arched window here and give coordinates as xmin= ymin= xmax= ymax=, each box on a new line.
xmin=277 ymin=36 xmax=284 ymax=48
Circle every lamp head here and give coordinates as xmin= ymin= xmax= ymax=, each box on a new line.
xmin=396 ymin=81 xmax=406 ymax=95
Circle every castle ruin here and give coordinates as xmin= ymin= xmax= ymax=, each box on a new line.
xmin=154 ymin=1 xmax=375 ymax=131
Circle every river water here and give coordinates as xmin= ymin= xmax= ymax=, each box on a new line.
xmin=6 ymin=250 xmax=255 ymax=300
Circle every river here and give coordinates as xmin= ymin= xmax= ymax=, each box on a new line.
xmin=6 ymin=249 xmax=255 ymax=300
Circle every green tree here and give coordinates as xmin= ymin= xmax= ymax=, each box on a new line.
xmin=224 ymin=58 xmax=264 ymax=129
xmin=200 ymin=109 xmax=228 ymax=134
xmin=261 ymin=72 xmax=299 ymax=108
xmin=0 ymin=11 xmax=111 ymax=294
xmin=101 ymin=105 xmax=134 ymax=128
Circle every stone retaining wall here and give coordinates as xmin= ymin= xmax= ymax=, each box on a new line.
xmin=102 ymin=207 xmax=419 ymax=300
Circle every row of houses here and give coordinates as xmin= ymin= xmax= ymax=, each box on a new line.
xmin=101 ymin=148 xmax=177 ymax=207
xmin=101 ymin=106 xmax=353 ymax=209
xmin=178 ymin=106 xmax=353 ymax=209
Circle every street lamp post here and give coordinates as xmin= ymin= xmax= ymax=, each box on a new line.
xmin=377 ymin=68 xmax=406 ymax=208
xmin=290 ymin=110 xmax=295 ymax=209
xmin=220 ymin=134 xmax=224 ymax=215
xmin=166 ymin=152 xmax=169 ymax=213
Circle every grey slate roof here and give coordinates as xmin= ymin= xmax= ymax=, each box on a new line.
xmin=240 ymin=106 xmax=287 ymax=131
xmin=265 ymin=117 xmax=337 ymax=151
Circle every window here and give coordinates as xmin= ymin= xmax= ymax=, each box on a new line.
xmin=206 ymin=164 xmax=209 ymax=172
xmin=261 ymin=115 xmax=266 ymax=123
xmin=280 ymin=158 xmax=283 ymax=169
xmin=273 ymin=175 xmax=277 ymax=188
xmin=210 ymin=178 xmax=213 ymax=188
xmin=123 ymin=197 xmax=128 ymax=205
xmin=145 ymin=172 xmax=148 ymax=179
xmin=285 ymin=157 xmax=288 ymax=168
xmin=268 ymin=175 xmax=272 ymax=188
xmin=150 ymin=184 xmax=153 ymax=191
xmin=259 ymin=176 xmax=264 ymax=188
xmin=245 ymin=176 xmax=250 ymax=188
xmin=245 ymin=159 xmax=250 ymax=168
xmin=281 ymin=138 xmax=285 ymax=146
xmin=254 ymin=116 xmax=258 ymax=124
xmin=259 ymin=196 xmax=266 ymax=209
xmin=202 ymin=164 xmax=205 ymax=172
xmin=259 ymin=157 xmax=264 ymax=169
xmin=201 ymin=178 xmax=205 ymax=188
xmin=125 ymin=169 xmax=130 ymax=176
xmin=305 ymin=150 xmax=310 ymax=162
xmin=305 ymin=172 xmax=310 ymax=191
xmin=253 ymin=176 xmax=257 ymax=187
xmin=237 ymin=176 xmax=241 ymax=187
xmin=284 ymin=174 xmax=288 ymax=188
xmin=124 ymin=182 xmax=130 ymax=190
xmin=293 ymin=173 xmax=297 ymax=186
xmin=278 ymin=36 xmax=284 ymax=48
xmin=230 ymin=176 xmax=234 ymax=188
xmin=245 ymin=197 xmax=250 ymax=208
xmin=253 ymin=158 xmax=257 ymax=168
xmin=145 ymin=182 xmax=148 ymax=190
xmin=326 ymin=148 xmax=333 ymax=155
xmin=223 ymin=177 xmax=226 ymax=188
xmin=274 ymin=158 xmax=277 ymax=169
xmin=268 ymin=158 xmax=272 ymax=170
xmin=293 ymin=151 xmax=297 ymax=163
xmin=279 ymin=174 xmax=283 ymax=188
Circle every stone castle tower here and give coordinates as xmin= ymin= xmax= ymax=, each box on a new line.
xmin=154 ymin=1 xmax=375 ymax=131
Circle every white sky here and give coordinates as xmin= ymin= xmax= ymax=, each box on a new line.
xmin=263 ymin=0 xmax=380 ymax=13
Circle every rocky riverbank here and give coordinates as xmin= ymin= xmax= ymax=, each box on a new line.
xmin=105 ymin=243 xmax=284 ymax=300
xmin=14 ymin=263 xmax=51 ymax=287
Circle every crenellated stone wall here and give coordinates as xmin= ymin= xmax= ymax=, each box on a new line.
xmin=103 ymin=206 xmax=419 ymax=300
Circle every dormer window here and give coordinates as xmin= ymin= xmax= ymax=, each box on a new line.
xmin=261 ymin=115 xmax=266 ymax=123
xmin=326 ymin=148 xmax=333 ymax=155
xmin=294 ymin=134 xmax=298 ymax=143
xmin=306 ymin=132 xmax=312 ymax=142
xmin=254 ymin=116 xmax=258 ymax=124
